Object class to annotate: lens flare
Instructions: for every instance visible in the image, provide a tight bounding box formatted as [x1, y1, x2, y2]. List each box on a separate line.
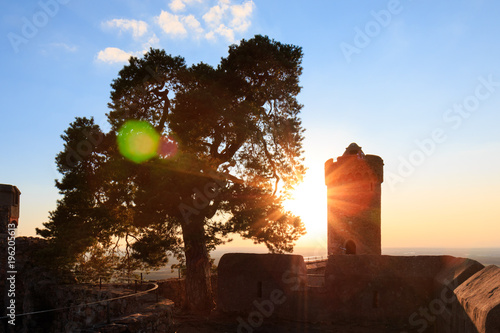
[157, 135, 178, 158]
[117, 120, 160, 163]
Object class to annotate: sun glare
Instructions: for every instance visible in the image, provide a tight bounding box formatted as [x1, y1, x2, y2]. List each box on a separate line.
[283, 168, 327, 241]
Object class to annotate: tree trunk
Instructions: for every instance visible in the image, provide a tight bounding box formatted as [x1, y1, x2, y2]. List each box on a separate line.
[182, 218, 214, 314]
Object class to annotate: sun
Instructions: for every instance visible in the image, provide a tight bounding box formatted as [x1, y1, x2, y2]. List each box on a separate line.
[283, 167, 328, 241]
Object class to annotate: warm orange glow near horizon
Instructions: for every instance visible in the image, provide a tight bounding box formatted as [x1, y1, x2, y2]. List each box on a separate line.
[17, 146, 500, 251]
[283, 167, 328, 248]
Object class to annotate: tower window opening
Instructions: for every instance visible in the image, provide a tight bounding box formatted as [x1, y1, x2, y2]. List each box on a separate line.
[345, 240, 356, 255]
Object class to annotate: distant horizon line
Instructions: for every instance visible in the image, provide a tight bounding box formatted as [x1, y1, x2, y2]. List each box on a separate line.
[212, 246, 500, 251]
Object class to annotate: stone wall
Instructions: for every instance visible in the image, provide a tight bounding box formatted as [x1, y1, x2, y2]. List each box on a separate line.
[157, 278, 187, 309]
[436, 265, 500, 333]
[217, 253, 308, 320]
[4, 237, 500, 332]
[1, 236, 51, 332]
[217, 253, 500, 332]
[324, 255, 484, 327]
[0, 237, 174, 333]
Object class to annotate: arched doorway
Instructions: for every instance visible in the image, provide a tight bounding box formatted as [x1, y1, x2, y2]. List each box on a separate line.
[345, 240, 356, 254]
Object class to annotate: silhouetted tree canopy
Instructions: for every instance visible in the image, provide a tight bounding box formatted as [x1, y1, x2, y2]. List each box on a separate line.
[38, 35, 306, 313]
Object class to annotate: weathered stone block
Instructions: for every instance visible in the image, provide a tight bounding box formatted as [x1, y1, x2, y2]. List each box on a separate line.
[217, 253, 307, 319]
[454, 265, 500, 333]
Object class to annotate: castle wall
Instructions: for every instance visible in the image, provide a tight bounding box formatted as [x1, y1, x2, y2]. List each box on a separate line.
[0, 185, 20, 217]
[0, 184, 20, 233]
[324, 255, 484, 326]
[217, 253, 494, 329]
[217, 253, 309, 320]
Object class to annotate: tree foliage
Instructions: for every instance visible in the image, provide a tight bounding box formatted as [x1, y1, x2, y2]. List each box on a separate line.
[38, 35, 306, 313]
[36, 117, 154, 279]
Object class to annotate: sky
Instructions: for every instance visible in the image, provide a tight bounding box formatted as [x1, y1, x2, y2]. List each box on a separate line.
[1, 0, 499, 255]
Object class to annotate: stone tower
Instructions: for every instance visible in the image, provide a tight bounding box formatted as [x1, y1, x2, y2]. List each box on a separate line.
[0, 184, 21, 235]
[324, 143, 383, 255]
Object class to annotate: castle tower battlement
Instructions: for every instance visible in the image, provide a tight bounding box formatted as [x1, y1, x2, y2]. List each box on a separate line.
[325, 143, 383, 255]
[0, 184, 21, 235]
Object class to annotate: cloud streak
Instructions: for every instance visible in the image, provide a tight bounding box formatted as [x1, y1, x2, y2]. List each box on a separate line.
[51, 42, 78, 52]
[103, 19, 149, 39]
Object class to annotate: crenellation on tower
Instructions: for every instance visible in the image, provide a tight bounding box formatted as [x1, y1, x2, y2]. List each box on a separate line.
[0, 184, 21, 235]
[325, 143, 383, 256]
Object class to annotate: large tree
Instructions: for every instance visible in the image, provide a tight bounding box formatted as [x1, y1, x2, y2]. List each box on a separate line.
[39, 35, 306, 313]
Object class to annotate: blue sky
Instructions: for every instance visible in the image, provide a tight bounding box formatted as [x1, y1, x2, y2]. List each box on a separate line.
[1, 0, 499, 250]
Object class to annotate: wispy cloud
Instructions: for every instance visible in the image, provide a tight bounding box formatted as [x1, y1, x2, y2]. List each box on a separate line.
[202, 0, 254, 42]
[183, 15, 205, 36]
[143, 33, 160, 50]
[50, 42, 78, 52]
[97, 0, 256, 64]
[230, 0, 254, 32]
[160, 0, 255, 41]
[203, 0, 230, 28]
[169, 0, 204, 12]
[214, 24, 235, 42]
[103, 19, 149, 39]
[96, 47, 135, 64]
[156, 10, 188, 37]
[170, 0, 187, 12]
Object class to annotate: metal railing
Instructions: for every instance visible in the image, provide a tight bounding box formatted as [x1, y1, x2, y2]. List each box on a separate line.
[303, 255, 327, 262]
